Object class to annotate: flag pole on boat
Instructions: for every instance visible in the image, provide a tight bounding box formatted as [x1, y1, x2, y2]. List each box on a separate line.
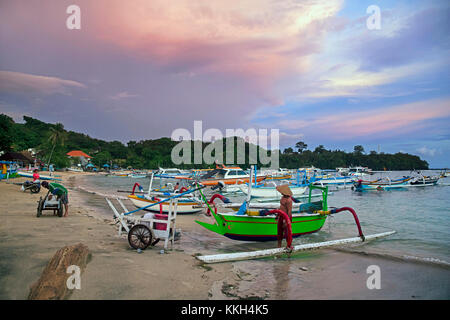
[148, 172, 154, 197]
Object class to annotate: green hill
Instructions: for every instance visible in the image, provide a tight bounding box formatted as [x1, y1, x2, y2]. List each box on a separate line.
[0, 114, 429, 170]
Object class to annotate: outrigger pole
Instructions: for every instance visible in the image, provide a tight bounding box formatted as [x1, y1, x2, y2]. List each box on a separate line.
[196, 231, 396, 264]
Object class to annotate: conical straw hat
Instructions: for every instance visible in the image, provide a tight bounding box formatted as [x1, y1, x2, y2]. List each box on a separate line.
[276, 184, 293, 196]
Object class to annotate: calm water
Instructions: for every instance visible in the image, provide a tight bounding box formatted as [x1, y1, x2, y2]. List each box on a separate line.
[76, 171, 450, 264]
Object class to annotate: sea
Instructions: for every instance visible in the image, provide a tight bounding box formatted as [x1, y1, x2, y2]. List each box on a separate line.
[73, 170, 450, 266]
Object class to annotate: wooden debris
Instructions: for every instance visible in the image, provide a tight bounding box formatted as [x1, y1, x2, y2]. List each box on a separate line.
[28, 243, 90, 300]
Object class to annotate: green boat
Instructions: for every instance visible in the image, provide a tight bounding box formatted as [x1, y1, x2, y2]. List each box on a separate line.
[195, 185, 330, 241]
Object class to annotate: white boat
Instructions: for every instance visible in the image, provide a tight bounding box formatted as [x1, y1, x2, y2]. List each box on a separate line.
[239, 182, 307, 198]
[17, 171, 60, 181]
[128, 173, 202, 214]
[128, 194, 202, 214]
[154, 168, 192, 178]
[312, 176, 355, 185]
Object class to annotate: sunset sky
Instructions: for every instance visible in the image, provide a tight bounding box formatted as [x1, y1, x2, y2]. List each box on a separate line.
[0, 0, 449, 167]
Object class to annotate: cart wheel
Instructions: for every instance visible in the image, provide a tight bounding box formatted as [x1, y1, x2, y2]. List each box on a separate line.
[37, 197, 43, 217]
[57, 204, 64, 217]
[128, 224, 153, 250]
[30, 185, 40, 194]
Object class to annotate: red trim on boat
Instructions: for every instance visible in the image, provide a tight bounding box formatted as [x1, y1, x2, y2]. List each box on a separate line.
[222, 217, 325, 224]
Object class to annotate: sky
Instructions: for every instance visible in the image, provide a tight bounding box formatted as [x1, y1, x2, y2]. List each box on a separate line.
[0, 0, 449, 167]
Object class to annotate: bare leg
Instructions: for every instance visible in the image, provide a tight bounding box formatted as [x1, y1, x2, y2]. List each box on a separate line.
[64, 204, 69, 217]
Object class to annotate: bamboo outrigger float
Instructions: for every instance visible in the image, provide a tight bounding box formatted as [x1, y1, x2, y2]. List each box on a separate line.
[197, 231, 396, 264]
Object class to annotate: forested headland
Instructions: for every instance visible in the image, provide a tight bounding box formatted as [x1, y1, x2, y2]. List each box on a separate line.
[0, 114, 429, 170]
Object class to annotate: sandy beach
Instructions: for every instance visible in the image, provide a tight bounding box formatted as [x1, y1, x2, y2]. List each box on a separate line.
[0, 172, 449, 300]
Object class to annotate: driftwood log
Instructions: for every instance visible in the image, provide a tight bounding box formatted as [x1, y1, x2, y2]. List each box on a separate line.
[28, 243, 90, 300]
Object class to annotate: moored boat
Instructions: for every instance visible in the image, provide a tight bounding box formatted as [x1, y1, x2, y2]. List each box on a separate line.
[409, 175, 440, 186]
[192, 165, 267, 186]
[196, 184, 330, 241]
[239, 182, 307, 198]
[353, 176, 411, 191]
[128, 194, 202, 214]
[17, 171, 60, 181]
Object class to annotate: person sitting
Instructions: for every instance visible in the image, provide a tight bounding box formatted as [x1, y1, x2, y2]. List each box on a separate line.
[41, 181, 69, 217]
[32, 169, 40, 183]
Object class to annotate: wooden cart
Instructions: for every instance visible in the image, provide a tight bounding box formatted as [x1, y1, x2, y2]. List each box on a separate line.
[106, 197, 178, 250]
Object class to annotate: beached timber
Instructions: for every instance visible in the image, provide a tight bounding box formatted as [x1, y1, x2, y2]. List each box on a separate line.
[196, 231, 396, 264]
[28, 243, 90, 300]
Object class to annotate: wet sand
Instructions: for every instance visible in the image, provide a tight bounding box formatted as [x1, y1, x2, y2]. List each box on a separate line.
[0, 172, 449, 299]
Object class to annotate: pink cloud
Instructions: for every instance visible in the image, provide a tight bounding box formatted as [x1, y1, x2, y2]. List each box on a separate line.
[0, 70, 86, 96]
[83, 0, 343, 81]
[278, 98, 450, 138]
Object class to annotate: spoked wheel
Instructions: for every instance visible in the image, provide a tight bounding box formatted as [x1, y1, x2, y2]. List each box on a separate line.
[36, 197, 43, 217]
[30, 185, 40, 194]
[128, 224, 153, 250]
[57, 202, 64, 217]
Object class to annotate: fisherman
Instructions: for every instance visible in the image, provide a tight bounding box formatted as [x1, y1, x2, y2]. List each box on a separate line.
[41, 181, 69, 217]
[276, 184, 293, 250]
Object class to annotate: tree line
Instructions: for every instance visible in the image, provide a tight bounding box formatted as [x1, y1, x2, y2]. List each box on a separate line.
[0, 114, 429, 170]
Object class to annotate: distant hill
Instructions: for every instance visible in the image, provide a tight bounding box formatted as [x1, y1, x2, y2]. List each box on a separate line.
[0, 114, 429, 170]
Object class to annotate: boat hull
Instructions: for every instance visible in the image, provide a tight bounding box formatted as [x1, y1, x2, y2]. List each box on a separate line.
[410, 177, 439, 186]
[128, 194, 202, 214]
[312, 177, 354, 185]
[200, 176, 267, 186]
[239, 185, 307, 198]
[354, 182, 409, 191]
[196, 212, 327, 241]
[18, 172, 58, 181]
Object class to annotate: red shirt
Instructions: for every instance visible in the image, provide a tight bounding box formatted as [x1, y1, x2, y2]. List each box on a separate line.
[33, 173, 40, 181]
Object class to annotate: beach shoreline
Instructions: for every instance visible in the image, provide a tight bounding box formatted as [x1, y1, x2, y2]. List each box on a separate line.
[0, 172, 448, 300]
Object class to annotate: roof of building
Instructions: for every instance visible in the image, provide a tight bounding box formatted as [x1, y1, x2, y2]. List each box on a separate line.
[0, 152, 33, 163]
[66, 150, 92, 158]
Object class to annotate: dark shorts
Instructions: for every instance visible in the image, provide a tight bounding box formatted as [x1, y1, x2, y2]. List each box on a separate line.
[59, 193, 69, 204]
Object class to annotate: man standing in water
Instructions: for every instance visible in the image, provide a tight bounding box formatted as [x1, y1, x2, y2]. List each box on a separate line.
[276, 184, 293, 250]
[41, 181, 69, 217]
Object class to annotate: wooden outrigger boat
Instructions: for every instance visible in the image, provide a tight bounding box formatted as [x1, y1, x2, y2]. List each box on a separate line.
[238, 182, 308, 198]
[311, 176, 355, 186]
[353, 176, 411, 191]
[194, 166, 395, 263]
[127, 174, 203, 214]
[128, 194, 202, 214]
[17, 171, 61, 181]
[196, 184, 329, 241]
[182, 165, 267, 186]
[409, 173, 440, 186]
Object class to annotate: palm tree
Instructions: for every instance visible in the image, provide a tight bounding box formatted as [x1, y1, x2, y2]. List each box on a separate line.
[47, 123, 67, 170]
